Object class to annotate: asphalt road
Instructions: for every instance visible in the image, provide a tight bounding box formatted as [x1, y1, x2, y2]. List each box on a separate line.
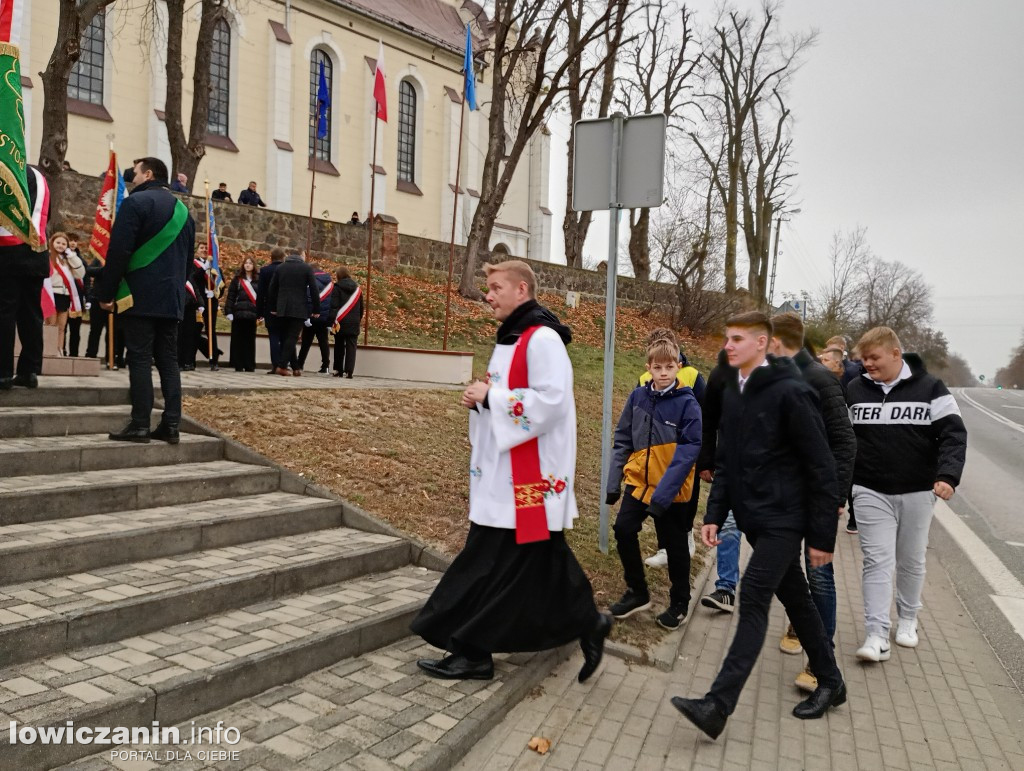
[929, 386, 1024, 691]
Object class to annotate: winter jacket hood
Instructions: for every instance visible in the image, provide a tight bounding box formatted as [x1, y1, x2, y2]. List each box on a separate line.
[496, 299, 572, 345]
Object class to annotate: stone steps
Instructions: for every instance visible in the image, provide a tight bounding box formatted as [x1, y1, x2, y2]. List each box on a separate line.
[58, 638, 562, 771]
[0, 460, 280, 524]
[0, 527, 413, 667]
[0, 433, 224, 475]
[0, 566, 441, 770]
[0, 405, 129, 438]
[0, 492, 344, 583]
[0, 386, 129, 409]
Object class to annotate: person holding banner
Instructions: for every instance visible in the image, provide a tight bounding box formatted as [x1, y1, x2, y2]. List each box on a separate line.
[47, 232, 86, 357]
[95, 157, 196, 443]
[226, 257, 259, 372]
[411, 260, 612, 683]
[330, 266, 362, 378]
[0, 166, 49, 390]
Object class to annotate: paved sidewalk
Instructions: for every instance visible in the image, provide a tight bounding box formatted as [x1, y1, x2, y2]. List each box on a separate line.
[457, 529, 1024, 770]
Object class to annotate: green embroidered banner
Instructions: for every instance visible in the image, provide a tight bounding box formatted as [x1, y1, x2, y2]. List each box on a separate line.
[0, 41, 37, 247]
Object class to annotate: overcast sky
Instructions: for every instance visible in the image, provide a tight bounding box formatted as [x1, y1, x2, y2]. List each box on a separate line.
[548, 0, 1024, 378]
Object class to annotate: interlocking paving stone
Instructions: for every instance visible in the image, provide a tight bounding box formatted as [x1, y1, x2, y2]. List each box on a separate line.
[0, 566, 439, 729]
[62, 637, 543, 771]
[0, 527, 404, 626]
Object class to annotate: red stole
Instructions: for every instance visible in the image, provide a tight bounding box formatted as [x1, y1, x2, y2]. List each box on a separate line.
[239, 278, 257, 305]
[507, 325, 550, 545]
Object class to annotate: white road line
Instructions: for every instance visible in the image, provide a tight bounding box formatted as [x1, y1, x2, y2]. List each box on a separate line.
[1002, 405, 1024, 410]
[957, 389, 1024, 436]
[933, 500, 1024, 641]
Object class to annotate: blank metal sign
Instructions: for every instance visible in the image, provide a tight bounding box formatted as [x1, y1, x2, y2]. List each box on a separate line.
[571, 113, 667, 212]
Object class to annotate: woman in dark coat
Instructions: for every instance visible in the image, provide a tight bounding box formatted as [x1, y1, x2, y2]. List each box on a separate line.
[330, 266, 363, 378]
[226, 257, 259, 371]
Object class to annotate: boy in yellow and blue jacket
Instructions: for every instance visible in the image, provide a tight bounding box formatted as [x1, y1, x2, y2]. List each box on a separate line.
[606, 338, 703, 629]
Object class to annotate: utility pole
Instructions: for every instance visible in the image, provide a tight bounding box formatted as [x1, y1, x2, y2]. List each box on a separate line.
[768, 208, 800, 308]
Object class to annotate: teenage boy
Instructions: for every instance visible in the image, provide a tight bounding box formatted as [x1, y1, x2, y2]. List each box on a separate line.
[848, 327, 967, 662]
[607, 338, 703, 629]
[770, 313, 856, 691]
[671, 312, 845, 739]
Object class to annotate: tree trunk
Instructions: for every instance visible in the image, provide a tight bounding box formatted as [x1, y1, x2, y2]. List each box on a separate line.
[37, 1, 112, 230]
[627, 207, 650, 281]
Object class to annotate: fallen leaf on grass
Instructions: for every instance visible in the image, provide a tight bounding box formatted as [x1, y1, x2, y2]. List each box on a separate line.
[528, 737, 551, 755]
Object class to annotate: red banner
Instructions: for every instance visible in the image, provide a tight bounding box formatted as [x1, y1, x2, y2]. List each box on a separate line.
[89, 150, 118, 263]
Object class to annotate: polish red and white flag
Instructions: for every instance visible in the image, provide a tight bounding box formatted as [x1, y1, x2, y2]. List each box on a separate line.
[373, 40, 387, 122]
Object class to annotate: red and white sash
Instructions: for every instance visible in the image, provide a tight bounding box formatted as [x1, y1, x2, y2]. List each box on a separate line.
[319, 280, 333, 302]
[51, 260, 83, 313]
[332, 285, 362, 329]
[185, 280, 197, 301]
[40, 278, 56, 319]
[507, 325, 550, 545]
[239, 278, 257, 306]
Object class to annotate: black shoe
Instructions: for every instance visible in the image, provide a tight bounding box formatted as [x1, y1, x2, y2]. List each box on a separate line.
[416, 653, 493, 681]
[793, 682, 847, 719]
[578, 613, 613, 683]
[700, 589, 735, 613]
[108, 423, 151, 443]
[610, 588, 651, 619]
[671, 696, 727, 740]
[656, 602, 689, 630]
[12, 373, 38, 389]
[345, 372, 354, 378]
[180, 364, 195, 372]
[0, 377, 13, 391]
[150, 423, 180, 445]
[318, 366, 329, 374]
[209, 363, 219, 371]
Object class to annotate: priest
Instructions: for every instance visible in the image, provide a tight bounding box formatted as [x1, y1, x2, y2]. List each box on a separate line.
[411, 260, 612, 682]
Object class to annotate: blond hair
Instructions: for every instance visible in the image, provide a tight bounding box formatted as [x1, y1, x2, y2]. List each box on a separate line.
[646, 338, 680, 366]
[484, 260, 537, 298]
[857, 326, 902, 354]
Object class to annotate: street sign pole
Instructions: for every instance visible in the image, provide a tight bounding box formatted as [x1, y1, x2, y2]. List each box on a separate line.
[597, 113, 624, 555]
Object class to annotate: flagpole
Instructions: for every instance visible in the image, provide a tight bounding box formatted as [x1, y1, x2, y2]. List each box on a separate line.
[106, 142, 115, 370]
[307, 102, 320, 257]
[364, 117, 378, 346]
[204, 180, 213, 363]
[443, 96, 467, 351]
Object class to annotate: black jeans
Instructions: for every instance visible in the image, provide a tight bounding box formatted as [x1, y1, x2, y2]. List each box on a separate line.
[276, 317, 304, 369]
[121, 315, 181, 427]
[334, 334, 358, 376]
[265, 316, 283, 369]
[708, 528, 843, 715]
[85, 311, 125, 362]
[67, 317, 83, 357]
[178, 313, 200, 367]
[0, 274, 44, 379]
[613, 488, 694, 608]
[298, 321, 330, 370]
[656, 477, 700, 551]
[229, 318, 257, 371]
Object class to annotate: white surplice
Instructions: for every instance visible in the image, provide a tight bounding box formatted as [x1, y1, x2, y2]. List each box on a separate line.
[468, 326, 579, 532]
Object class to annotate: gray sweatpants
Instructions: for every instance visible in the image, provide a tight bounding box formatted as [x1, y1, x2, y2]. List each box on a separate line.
[852, 485, 936, 638]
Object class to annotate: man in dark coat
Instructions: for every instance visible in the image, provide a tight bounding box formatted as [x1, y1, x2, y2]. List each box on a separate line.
[672, 311, 845, 739]
[257, 248, 286, 371]
[238, 181, 266, 207]
[95, 157, 196, 443]
[297, 265, 333, 374]
[330, 267, 362, 378]
[0, 166, 49, 390]
[770, 312, 857, 692]
[267, 251, 320, 376]
[697, 348, 742, 613]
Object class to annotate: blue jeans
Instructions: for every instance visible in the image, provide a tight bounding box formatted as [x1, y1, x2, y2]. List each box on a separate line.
[715, 512, 740, 592]
[806, 549, 836, 643]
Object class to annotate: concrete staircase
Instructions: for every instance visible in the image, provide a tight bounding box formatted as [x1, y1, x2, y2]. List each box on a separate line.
[0, 386, 557, 770]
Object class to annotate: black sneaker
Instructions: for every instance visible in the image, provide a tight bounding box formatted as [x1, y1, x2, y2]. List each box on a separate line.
[609, 589, 651, 619]
[700, 589, 735, 613]
[656, 603, 688, 630]
[12, 373, 38, 388]
[318, 366, 329, 374]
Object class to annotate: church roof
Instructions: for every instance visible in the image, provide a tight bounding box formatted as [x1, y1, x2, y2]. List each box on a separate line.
[333, 0, 471, 54]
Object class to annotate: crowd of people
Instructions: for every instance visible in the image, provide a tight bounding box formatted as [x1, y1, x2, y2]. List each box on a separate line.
[410, 258, 968, 744]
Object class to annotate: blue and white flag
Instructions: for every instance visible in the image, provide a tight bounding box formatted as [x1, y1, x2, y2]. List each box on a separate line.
[316, 59, 331, 138]
[207, 199, 224, 291]
[463, 25, 477, 111]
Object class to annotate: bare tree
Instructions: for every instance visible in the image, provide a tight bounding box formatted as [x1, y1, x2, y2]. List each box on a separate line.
[740, 89, 795, 305]
[691, 2, 814, 293]
[615, 0, 699, 281]
[37, 0, 118, 228]
[932, 352, 977, 388]
[995, 331, 1024, 389]
[163, 0, 228, 185]
[458, 0, 618, 297]
[814, 227, 871, 334]
[860, 256, 934, 335]
[561, 0, 632, 269]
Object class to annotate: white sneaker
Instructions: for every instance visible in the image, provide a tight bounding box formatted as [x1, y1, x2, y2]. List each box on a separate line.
[895, 618, 919, 648]
[856, 635, 891, 662]
[644, 548, 668, 568]
[687, 531, 696, 558]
